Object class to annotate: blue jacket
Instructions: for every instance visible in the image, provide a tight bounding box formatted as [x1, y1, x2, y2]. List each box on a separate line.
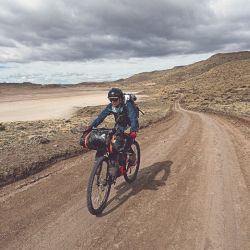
[91, 101, 139, 132]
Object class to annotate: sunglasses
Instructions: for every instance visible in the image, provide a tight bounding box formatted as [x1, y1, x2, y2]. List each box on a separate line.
[109, 97, 119, 102]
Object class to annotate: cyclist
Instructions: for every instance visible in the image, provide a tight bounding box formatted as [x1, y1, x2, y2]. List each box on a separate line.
[83, 88, 139, 178]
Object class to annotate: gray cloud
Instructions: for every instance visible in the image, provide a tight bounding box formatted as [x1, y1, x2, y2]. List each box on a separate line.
[0, 0, 250, 62]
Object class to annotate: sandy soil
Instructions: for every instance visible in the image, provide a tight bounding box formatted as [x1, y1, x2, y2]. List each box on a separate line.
[0, 86, 109, 121]
[1, 103, 249, 250]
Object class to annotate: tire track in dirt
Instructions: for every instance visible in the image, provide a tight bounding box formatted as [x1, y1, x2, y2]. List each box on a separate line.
[0, 104, 249, 250]
[186, 110, 250, 250]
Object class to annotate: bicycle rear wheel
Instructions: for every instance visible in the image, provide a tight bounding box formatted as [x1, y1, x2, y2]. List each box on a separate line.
[87, 157, 111, 215]
[124, 140, 140, 183]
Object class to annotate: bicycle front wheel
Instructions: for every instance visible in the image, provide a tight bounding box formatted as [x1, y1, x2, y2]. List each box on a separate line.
[87, 157, 111, 215]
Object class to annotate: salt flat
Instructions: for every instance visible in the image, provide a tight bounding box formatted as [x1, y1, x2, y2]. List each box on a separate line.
[0, 86, 109, 121]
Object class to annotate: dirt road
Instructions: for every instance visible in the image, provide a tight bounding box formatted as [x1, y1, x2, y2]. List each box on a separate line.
[1, 104, 250, 250]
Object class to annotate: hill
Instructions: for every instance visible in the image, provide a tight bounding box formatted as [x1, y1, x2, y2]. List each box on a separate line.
[122, 51, 250, 116]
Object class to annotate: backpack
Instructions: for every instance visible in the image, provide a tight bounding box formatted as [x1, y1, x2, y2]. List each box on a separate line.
[123, 93, 144, 118]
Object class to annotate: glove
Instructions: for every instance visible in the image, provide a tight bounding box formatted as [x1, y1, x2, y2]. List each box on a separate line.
[130, 131, 137, 139]
[82, 125, 92, 134]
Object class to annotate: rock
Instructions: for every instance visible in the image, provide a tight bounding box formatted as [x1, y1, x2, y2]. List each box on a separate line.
[28, 135, 50, 144]
[70, 127, 79, 134]
[0, 123, 6, 131]
[16, 125, 26, 130]
[49, 130, 56, 134]
[36, 124, 44, 129]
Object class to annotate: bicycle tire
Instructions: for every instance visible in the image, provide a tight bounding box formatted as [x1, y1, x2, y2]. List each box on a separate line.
[124, 140, 140, 183]
[87, 157, 111, 215]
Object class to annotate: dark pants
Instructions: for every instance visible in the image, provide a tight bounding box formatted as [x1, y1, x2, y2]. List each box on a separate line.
[113, 132, 132, 167]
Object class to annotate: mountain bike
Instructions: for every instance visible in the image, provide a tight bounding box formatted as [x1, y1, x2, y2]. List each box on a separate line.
[84, 128, 140, 215]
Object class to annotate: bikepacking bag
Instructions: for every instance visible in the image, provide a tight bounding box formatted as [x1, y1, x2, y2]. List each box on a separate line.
[80, 129, 110, 150]
[123, 93, 144, 118]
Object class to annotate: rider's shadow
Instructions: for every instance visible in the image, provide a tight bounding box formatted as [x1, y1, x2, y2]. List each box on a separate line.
[99, 160, 173, 216]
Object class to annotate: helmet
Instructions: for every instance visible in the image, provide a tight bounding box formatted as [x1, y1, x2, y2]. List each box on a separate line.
[108, 88, 123, 99]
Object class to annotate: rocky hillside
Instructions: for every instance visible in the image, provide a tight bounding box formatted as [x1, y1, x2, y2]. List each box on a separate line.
[121, 51, 250, 84]
[121, 51, 250, 116]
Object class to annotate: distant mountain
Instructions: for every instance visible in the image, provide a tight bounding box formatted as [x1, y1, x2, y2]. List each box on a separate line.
[121, 51, 250, 85]
[119, 51, 250, 115]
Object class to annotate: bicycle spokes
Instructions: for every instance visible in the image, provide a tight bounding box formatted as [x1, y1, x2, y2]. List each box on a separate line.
[91, 162, 109, 209]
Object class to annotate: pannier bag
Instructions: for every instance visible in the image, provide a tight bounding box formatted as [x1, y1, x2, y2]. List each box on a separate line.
[80, 129, 110, 150]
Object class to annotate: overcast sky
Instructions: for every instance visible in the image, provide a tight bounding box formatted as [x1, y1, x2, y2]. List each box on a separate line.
[0, 0, 250, 84]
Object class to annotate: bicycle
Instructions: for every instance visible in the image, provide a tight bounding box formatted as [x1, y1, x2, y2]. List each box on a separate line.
[82, 128, 141, 215]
